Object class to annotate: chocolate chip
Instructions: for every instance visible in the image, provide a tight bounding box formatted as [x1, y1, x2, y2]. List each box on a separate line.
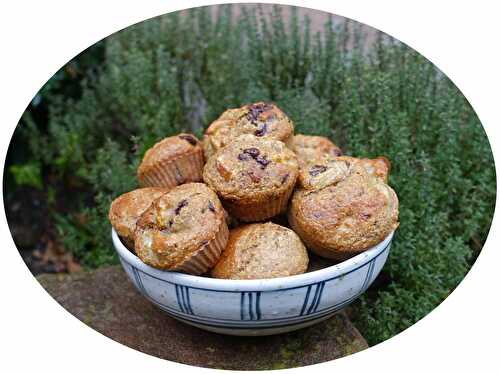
[281, 173, 290, 184]
[175, 199, 188, 215]
[254, 123, 268, 137]
[208, 200, 215, 213]
[243, 147, 260, 158]
[168, 219, 174, 227]
[238, 147, 269, 169]
[179, 134, 198, 145]
[309, 165, 328, 176]
[255, 155, 270, 169]
[238, 153, 252, 161]
[246, 103, 272, 124]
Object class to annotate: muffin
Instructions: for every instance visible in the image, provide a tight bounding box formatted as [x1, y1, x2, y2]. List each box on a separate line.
[108, 187, 169, 249]
[134, 183, 229, 274]
[202, 102, 294, 159]
[292, 134, 342, 168]
[289, 157, 399, 260]
[137, 133, 204, 188]
[203, 134, 299, 222]
[211, 223, 309, 280]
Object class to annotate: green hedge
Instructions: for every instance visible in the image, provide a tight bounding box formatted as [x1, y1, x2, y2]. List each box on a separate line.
[14, 5, 495, 345]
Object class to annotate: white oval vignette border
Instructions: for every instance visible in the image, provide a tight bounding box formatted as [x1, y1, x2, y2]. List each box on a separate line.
[0, 1, 498, 374]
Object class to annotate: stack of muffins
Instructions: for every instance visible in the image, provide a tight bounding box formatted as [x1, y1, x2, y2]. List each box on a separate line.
[109, 102, 399, 280]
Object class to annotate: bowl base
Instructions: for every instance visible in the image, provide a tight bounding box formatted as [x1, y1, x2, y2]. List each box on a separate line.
[167, 311, 337, 336]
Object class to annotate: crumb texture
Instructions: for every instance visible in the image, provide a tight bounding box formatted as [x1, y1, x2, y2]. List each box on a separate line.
[212, 222, 309, 279]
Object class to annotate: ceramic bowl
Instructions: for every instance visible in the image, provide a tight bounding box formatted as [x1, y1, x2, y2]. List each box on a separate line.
[112, 229, 394, 336]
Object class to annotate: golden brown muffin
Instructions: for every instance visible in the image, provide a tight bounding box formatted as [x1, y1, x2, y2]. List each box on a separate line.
[134, 183, 229, 274]
[137, 133, 204, 188]
[211, 223, 309, 280]
[289, 158, 399, 260]
[108, 187, 169, 249]
[203, 134, 299, 222]
[292, 134, 342, 168]
[202, 102, 294, 159]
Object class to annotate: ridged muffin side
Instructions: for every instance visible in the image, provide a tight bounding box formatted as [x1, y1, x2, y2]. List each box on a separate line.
[137, 133, 204, 188]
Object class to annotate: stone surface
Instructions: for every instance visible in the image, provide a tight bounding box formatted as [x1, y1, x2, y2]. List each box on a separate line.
[37, 266, 368, 370]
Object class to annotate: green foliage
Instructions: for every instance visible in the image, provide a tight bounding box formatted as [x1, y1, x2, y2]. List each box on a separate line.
[9, 162, 43, 189]
[14, 5, 495, 345]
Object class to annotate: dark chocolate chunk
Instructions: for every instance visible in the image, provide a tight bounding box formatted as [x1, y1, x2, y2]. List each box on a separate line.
[238, 153, 252, 161]
[255, 155, 270, 169]
[246, 103, 272, 124]
[208, 200, 215, 213]
[179, 134, 198, 145]
[333, 148, 343, 157]
[239, 147, 269, 168]
[254, 123, 268, 137]
[243, 147, 260, 158]
[175, 199, 188, 215]
[309, 165, 328, 176]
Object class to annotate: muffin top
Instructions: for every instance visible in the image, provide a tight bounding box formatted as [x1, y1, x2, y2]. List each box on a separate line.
[289, 160, 399, 253]
[293, 134, 342, 167]
[137, 133, 202, 177]
[134, 183, 227, 270]
[211, 223, 309, 280]
[298, 155, 391, 190]
[108, 187, 169, 241]
[202, 102, 294, 159]
[357, 156, 390, 182]
[203, 134, 299, 201]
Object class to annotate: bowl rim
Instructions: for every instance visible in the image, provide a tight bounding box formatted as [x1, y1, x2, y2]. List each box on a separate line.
[112, 228, 394, 292]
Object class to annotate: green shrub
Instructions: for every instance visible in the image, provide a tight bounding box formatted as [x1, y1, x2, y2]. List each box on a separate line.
[9, 162, 43, 190]
[14, 5, 495, 345]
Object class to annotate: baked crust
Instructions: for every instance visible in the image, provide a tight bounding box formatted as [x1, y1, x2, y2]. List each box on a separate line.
[202, 102, 294, 159]
[108, 187, 169, 246]
[134, 183, 229, 274]
[289, 158, 399, 259]
[211, 222, 309, 279]
[358, 156, 390, 183]
[203, 134, 299, 221]
[298, 155, 391, 190]
[292, 134, 342, 168]
[137, 133, 204, 188]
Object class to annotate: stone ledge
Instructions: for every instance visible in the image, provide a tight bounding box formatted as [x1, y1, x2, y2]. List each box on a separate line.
[37, 266, 368, 370]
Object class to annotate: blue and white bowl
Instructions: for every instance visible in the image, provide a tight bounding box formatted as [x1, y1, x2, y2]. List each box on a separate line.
[112, 229, 394, 336]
